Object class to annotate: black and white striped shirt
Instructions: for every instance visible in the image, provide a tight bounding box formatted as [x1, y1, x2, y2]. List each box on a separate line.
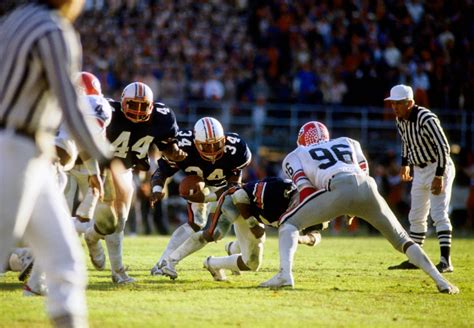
[396, 105, 451, 176]
[0, 4, 111, 163]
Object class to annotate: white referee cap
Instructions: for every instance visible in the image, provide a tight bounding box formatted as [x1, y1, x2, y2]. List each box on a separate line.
[384, 84, 414, 101]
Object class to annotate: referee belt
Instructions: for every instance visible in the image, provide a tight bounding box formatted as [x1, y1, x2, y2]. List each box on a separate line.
[416, 160, 435, 168]
[0, 122, 35, 140]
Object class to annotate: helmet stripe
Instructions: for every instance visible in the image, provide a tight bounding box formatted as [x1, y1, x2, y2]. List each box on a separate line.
[203, 117, 214, 139]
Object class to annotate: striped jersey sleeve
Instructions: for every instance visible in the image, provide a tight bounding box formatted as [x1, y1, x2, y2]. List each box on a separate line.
[0, 4, 112, 163]
[395, 106, 450, 176]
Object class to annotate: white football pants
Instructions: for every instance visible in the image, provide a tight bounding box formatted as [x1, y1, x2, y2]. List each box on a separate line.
[0, 133, 87, 319]
[409, 159, 455, 233]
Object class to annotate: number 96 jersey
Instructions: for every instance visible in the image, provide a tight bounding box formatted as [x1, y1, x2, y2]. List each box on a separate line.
[106, 101, 179, 169]
[156, 129, 252, 187]
[283, 137, 368, 190]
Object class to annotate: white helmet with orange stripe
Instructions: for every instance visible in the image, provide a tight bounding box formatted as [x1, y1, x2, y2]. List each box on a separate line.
[121, 82, 154, 122]
[193, 117, 226, 163]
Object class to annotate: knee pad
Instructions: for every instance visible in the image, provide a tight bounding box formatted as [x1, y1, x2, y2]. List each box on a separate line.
[94, 203, 118, 235]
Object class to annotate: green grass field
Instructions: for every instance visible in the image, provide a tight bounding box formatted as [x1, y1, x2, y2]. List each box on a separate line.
[1, 235, 473, 327]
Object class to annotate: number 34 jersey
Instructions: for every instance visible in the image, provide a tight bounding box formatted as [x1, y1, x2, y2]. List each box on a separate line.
[156, 129, 252, 187]
[106, 101, 179, 169]
[283, 137, 368, 190]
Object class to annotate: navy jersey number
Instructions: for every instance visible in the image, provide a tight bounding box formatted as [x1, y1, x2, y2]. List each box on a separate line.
[309, 144, 353, 169]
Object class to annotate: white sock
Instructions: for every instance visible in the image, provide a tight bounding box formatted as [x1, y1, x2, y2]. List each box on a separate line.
[72, 217, 92, 235]
[227, 240, 241, 255]
[279, 224, 299, 275]
[76, 187, 99, 219]
[105, 231, 124, 272]
[85, 225, 104, 243]
[169, 231, 207, 264]
[209, 254, 241, 272]
[405, 244, 446, 285]
[158, 223, 194, 264]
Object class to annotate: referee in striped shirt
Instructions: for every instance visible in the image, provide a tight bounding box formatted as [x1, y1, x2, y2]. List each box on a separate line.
[0, 0, 112, 327]
[384, 85, 455, 273]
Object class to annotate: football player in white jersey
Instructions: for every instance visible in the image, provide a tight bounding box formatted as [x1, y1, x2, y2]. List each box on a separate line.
[259, 121, 459, 294]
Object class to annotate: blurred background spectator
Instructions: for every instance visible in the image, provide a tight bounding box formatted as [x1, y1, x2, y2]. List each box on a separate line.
[68, 0, 472, 111]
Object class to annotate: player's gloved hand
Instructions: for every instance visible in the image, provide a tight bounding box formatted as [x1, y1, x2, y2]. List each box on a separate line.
[164, 143, 188, 162]
[150, 191, 165, 208]
[250, 225, 265, 239]
[400, 166, 413, 182]
[88, 174, 104, 200]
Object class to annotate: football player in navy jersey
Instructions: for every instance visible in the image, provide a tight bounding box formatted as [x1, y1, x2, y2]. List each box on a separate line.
[83, 81, 187, 284]
[158, 176, 324, 281]
[149, 117, 252, 279]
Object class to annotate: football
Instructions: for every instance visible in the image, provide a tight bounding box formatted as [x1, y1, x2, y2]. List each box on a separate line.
[179, 175, 205, 196]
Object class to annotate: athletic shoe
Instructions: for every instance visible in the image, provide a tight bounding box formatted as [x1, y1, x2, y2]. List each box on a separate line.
[84, 235, 106, 271]
[150, 264, 164, 276]
[18, 250, 34, 282]
[437, 280, 459, 294]
[387, 260, 418, 270]
[436, 261, 454, 273]
[23, 282, 47, 296]
[203, 257, 227, 281]
[161, 260, 178, 280]
[111, 267, 135, 284]
[306, 231, 322, 247]
[259, 270, 294, 288]
[224, 242, 240, 276]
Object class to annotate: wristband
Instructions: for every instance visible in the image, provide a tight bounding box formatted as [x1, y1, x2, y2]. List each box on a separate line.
[152, 185, 163, 193]
[434, 176, 444, 180]
[203, 189, 217, 202]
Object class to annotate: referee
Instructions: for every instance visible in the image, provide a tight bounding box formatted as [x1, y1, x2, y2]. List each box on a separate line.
[384, 84, 456, 273]
[0, 0, 112, 327]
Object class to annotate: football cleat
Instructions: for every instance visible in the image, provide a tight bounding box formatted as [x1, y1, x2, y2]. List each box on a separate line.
[161, 260, 178, 280]
[17, 249, 34, 282]
[111, 267, 135, 284]
[150, 263, 165, 276]
[203, 257, 227, 282]
[224, 242, 241, 276]
[306, 231, 322, 247]
[84, 235, 106, 271]
[387, 260, 418, 270]
[437, 281, 459, 294]
[259, 270, 294, 289]
[23, 282, 47, 297]
[436, 260, 454, 273]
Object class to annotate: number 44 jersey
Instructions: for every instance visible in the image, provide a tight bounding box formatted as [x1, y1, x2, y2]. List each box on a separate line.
[106, 100, 179, 169]
[283, 137, 368, 191]
[155, 129, 252, 187]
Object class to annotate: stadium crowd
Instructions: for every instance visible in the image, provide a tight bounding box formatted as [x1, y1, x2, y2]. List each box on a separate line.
[78, 0, 473, 110]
